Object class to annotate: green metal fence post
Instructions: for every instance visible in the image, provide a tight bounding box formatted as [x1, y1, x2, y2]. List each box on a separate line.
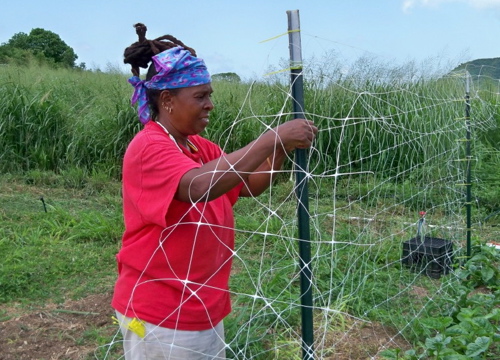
[287, 9, 314, 360]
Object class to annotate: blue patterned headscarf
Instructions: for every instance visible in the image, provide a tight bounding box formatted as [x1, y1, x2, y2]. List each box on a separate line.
[128, 46, 211, 124]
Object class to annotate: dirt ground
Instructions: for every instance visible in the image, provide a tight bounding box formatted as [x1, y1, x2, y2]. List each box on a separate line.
[0, 293, 118, 360]
[0, 292, 410, 360]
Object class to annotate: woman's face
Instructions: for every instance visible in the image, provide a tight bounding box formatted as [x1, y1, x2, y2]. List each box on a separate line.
[162, 84, 214, 137]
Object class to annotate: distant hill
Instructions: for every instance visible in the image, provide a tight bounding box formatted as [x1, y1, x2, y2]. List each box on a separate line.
[451, 57, 500, 79]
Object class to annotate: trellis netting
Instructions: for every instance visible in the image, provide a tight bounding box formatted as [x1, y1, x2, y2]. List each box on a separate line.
[102, 33, 500, 360]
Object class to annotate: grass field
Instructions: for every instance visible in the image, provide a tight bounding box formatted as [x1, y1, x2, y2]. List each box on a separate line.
[1, 172, 499, 359]
[1, 61, 499, 359]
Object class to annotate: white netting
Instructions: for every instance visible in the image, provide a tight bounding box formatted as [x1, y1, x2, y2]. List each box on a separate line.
[100, 35, 499, 360]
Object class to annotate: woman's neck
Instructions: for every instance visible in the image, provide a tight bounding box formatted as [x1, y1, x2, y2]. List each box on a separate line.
[155, 119, 188, 148]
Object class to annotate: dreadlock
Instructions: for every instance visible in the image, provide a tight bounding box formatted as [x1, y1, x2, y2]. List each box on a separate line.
[124, 23, 197, 120]
[123, 23, 197, 78]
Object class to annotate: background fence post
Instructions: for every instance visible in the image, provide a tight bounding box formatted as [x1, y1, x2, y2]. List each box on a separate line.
[465, 72, 472, 258]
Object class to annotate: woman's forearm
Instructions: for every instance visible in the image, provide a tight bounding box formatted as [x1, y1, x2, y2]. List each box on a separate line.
[175, 119, 316, 203]
[175, 130, 280, 202]
[239, 148, 288, 197]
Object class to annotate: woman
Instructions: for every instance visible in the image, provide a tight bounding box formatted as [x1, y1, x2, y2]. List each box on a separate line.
[112, 23, 317, 359]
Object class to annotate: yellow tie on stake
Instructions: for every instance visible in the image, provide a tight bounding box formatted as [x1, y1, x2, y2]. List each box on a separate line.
[112, 316, 146, 338]
[259, 29, 303, 76]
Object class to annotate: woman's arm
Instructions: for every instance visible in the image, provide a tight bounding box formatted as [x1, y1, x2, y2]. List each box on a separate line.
[175, 119, 317, 203]
[238, 147, 287, 197]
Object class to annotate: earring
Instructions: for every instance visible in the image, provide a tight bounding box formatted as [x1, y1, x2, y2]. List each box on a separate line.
[161, 102, 172, 114]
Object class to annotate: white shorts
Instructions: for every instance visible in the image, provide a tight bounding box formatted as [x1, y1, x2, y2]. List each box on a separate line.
[115, 311, 226, 360]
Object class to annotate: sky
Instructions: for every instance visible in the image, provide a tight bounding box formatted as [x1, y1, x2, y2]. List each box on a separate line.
[1, 0, 500, 80]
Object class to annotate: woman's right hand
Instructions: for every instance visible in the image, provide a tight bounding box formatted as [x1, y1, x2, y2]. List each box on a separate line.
[273, 119, 318, 153]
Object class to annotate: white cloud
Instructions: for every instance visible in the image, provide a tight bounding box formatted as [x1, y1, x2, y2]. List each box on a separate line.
[403, 0, 500, 12]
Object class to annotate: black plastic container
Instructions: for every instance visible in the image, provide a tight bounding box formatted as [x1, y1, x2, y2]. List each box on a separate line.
[402, 236, 453, 278]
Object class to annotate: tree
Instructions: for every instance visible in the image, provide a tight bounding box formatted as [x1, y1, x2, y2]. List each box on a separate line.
[3, 28, 78, 67]
[7, 32, 30, 49]
[0, 46, 35, 66]
[212, 72, 241, 83]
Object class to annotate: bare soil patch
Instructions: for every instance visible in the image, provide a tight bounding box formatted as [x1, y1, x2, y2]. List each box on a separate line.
[0, 293, 118, 360]
[321, 320, 411, 359]
[1, 292, 410, 359]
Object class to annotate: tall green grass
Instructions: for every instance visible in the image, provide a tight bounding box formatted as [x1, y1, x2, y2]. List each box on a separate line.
[1, 62, 497, 183]
[0, 65, 139, 177]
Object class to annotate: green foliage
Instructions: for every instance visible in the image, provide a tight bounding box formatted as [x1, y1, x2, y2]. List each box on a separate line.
[0, 64, 138, 176]
[0, 61, 499, 190]
[457, 244, 500, 290]
[474, 143, 500, 215]
[0, 175, 121, 304]
[1, 28, 78, 67]
[452, 57, 500, 80]
[212, 72, 241, 82]
[1, 58, 500, 358]
[381, 245, 500, 359]
[0, 82, 70, 171]
[1, 170, 499, 358]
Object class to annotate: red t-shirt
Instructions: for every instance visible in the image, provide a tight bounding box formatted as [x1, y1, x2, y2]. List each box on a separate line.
[112, 121, 243, 331]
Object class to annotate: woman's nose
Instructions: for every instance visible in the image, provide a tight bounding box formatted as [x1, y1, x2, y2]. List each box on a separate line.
[205, 98, 214, 110]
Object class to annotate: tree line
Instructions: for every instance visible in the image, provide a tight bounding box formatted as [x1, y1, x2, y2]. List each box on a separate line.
[0, 28, 85, 69]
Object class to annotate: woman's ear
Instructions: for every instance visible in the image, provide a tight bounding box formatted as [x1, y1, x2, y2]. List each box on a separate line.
[160, 90, 174, 108]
